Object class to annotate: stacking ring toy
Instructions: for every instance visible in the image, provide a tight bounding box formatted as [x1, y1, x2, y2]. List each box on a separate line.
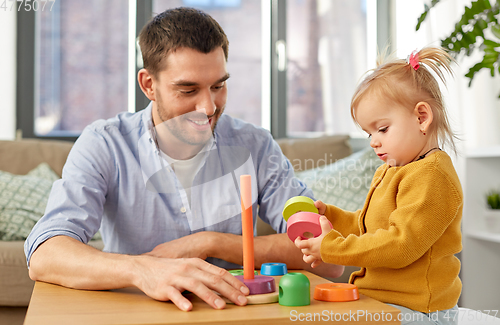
[235, 275, 276, 295]
[260, 263, 288, 276]
[286, 211, 332, 241]
[282, 196, 318, 221]
[278, 273, 310, 306]
[313, 283, 359, 302]
[229, 269, 258, 276]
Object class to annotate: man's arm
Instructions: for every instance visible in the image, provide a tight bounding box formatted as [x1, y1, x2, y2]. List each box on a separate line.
[221, 232, 345, 278]
[145, 232, 345, 279]
[29, 236, 249, 311]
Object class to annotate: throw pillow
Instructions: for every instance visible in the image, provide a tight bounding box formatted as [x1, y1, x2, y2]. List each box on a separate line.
[26, 162, 60, 182]
[0, 163, 101, 241]
[295, 147, 383, 211]
[0, 163, 59, 241]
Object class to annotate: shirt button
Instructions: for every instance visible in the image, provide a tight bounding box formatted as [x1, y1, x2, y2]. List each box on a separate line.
[180, 207, 187, 213]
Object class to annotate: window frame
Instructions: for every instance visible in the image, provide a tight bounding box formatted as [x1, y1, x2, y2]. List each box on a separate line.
[16, 0, 152, 141]
[16, 0, 391, 141]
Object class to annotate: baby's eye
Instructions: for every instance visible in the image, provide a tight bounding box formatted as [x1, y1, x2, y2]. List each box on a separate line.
[378, 127, 388, 133]
[367, 134, 372, 139]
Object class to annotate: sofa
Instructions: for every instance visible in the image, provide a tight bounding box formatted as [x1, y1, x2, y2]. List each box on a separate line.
[0, 135, 359, 320]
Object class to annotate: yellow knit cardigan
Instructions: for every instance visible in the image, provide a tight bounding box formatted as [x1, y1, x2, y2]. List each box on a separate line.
[321, 151, 462, 313]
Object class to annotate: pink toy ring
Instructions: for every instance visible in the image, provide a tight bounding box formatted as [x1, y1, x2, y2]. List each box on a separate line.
[286, 212, 332, 242]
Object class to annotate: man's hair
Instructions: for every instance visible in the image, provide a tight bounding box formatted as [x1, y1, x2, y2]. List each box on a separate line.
[138, 7, 229, 77]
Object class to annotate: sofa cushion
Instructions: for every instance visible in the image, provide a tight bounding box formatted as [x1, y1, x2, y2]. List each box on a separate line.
[0, 239, 105, 307]
[295, 146, 382, 211]
[276, 135, 351, 172]
[256, 135, 352, 237]
[0, 241, 35, 306]
[0, 139, 73, 177]
[0, 164, 59, 241]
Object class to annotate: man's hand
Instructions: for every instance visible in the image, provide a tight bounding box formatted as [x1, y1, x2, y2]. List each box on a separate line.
[133, 255, 249, 311]
[294, 215, 332, 268]
[28, 236, 248, 313]
[144, 232, 216, 259]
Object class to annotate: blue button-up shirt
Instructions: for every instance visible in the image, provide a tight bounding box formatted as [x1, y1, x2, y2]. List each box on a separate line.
[25, 103, 313, 269]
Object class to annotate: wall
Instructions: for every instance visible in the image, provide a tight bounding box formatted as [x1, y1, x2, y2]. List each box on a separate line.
[395, 0, 500, 150]
[0, 10, 17, 140]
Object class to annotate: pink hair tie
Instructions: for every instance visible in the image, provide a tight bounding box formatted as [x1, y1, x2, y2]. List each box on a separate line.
[407, 50, 420, 71]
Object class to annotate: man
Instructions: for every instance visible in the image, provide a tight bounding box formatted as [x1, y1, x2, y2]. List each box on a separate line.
[25, 7, 343, 312]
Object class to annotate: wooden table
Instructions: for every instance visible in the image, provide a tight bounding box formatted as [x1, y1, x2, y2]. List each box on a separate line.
[24, 271, 400, 324]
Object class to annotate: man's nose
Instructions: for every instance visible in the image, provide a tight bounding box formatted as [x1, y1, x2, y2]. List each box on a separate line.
[196, 90, 217, 116]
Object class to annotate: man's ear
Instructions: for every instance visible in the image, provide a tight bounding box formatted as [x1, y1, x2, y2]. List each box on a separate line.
[137, 69, 156, 101]
[414, 101, 433, 133]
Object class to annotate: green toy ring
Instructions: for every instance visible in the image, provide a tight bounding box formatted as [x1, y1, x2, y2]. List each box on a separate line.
[282, 196, 318, 221]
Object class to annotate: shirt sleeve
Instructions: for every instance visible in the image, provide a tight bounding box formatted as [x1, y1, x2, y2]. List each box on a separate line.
[24, 126, 113, 266]
[254, 134, 314, 234]
[320, 163, 463, 268]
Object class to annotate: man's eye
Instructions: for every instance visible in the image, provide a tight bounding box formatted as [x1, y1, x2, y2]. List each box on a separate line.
[213, 83, 225, 90]
[181, 89, 195, 94]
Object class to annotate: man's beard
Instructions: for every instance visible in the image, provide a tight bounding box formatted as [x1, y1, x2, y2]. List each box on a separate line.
[156, 104, 224, 147]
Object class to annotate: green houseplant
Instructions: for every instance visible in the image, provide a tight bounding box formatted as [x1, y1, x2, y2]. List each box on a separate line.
[485, 189, 500, 233]
[416, 0, 500, 96]
[487, 189, 500, 209]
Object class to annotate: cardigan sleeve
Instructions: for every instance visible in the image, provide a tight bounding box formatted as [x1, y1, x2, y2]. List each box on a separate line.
[324, 204, 361, 237]
[322, 163, 387, 238]
[320, 161, 463, 268]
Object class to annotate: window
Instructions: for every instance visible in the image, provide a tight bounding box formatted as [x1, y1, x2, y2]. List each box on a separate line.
[17, 0, 148, 140]
[153, 0, 262, 127]
[34, 0, 129, 137]
[17, 0, 380, 140]
[286, 0, 371, 137]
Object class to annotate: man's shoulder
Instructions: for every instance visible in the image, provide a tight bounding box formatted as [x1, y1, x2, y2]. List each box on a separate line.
[85, 110, 145, 139]
[216, 114, 272, 143]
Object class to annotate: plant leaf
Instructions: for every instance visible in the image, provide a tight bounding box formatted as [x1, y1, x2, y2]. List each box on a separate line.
[416, 0, 441, 31]
[483, 39, 500, 47]
[492, 24, 500, 39]
[417, 0, 500, 94]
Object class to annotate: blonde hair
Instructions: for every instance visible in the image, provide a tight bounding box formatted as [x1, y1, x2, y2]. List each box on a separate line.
[350, 47, 458, 154]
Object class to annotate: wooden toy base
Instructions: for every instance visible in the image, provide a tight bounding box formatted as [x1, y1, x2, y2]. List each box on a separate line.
[222, 290, 279, 305]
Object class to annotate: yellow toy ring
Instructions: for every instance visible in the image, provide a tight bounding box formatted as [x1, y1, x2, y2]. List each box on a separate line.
[282, 196, 318, 221]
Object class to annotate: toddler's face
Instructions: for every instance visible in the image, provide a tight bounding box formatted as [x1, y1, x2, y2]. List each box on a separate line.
[355, 94, 427, 167]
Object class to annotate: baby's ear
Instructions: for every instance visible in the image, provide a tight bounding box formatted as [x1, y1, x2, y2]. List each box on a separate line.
[414, 101, 433, 132]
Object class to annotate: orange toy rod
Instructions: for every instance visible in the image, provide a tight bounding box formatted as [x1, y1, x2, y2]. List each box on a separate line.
[240, 175, 254, 280]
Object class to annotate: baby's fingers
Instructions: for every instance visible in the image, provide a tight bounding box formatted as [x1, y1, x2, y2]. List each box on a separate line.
[314, 200, 326, 215]
[294, 236, 309, 249]
[311, 259, 323, 268]
[303, 254, 317, 264]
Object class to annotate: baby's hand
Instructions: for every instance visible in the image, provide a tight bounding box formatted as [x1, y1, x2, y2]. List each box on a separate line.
[294, 216, 332, 268]
[314, 200, 326, 215]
